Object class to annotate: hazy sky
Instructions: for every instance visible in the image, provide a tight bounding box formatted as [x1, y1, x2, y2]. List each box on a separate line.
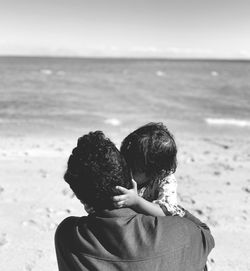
[0, 0, 250, 58]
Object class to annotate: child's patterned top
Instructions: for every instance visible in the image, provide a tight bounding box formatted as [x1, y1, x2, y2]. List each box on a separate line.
[138, 174, 185, 217]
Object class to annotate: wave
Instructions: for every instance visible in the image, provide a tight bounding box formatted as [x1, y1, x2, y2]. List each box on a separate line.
[40, 69, 53, 75]
[205, 118, 250, 127]
[104, 118, 121, 126]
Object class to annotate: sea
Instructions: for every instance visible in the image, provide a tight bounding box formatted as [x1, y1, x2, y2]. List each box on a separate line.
[0, 56, 250, 139]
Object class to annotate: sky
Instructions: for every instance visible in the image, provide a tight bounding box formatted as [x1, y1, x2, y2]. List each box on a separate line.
[0, 0, 250, 59]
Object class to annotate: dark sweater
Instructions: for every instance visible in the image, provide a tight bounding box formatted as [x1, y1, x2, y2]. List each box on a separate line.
[55, 208, 214, 271]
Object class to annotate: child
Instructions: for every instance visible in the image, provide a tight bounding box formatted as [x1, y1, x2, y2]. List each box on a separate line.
[113, 122, 185, 217]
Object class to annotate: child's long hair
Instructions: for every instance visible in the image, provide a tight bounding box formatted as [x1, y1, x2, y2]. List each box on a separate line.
[120, 122, 177, 180]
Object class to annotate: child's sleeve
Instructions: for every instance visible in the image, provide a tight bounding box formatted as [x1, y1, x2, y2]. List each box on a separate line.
[153, 174, 185, 217]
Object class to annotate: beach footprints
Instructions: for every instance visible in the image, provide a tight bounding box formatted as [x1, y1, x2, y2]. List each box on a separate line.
[179, 194, 196, 205]
[0, 185, 4, 196]
[22, 211, 50, 232]
[242, 187, 250, 193]
[62, 187, 75, 198]
[22, 217, 54, 232]
[0, 233, 8, 248]
[22, 207, 72, 231]
[24, 262, 35, 271]
[22, 219, 46, 231]
[24, 250, 44, 271]
[38, 169, 48, 179]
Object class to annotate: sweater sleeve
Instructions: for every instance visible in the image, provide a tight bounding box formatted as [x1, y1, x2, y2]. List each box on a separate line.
[182, 208, 215, 268]
[183, 209, 211, 231]
[160, 205, 215, 268]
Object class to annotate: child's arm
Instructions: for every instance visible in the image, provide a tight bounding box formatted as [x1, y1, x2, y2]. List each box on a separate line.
[113, 175, 185, 217]
[113, 180, 166, 216]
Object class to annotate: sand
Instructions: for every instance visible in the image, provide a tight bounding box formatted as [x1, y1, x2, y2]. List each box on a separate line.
[0, 130, 250, 271]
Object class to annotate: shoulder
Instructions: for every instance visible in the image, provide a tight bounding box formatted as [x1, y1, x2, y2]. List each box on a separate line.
[155, 215, 202, 242]
[156, 215, 190, 230]
[141, 214, 190, 237]
[55, 216, 83, 240]
[57, 216, 80, 227]
[137, 215, 199, 253]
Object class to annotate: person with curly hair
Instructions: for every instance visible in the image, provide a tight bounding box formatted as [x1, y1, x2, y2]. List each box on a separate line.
[55, 130, 214, 271]
[63, 131, 132, 213]
[113, 122, 185, 217]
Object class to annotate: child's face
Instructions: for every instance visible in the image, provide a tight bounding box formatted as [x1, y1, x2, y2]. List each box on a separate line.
[132, 171, 149, 187]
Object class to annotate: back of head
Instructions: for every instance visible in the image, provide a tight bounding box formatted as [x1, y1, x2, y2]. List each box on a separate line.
[120, 122, 177, 179]
[64, 131, 132, 211]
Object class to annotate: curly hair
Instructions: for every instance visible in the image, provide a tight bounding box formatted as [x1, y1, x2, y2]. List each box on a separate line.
[64, 131, 132, 211]
[120, 122, 177, 180]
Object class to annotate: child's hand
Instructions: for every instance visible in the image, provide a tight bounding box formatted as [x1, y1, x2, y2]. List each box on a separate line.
[113, 179, 139, 208]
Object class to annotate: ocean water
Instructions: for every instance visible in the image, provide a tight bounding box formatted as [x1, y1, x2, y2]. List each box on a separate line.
[0, 57, 250, 137]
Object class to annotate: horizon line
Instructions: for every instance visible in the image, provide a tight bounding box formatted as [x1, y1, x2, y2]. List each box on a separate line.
[1, 55, 250, 62]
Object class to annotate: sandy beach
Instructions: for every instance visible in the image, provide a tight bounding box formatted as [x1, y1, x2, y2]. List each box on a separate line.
[0, 127, 249, 271]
